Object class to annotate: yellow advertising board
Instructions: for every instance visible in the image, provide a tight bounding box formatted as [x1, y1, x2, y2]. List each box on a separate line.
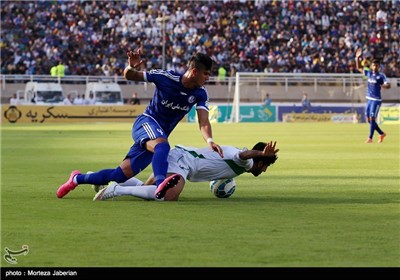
[1, 105, 147, 124]
[283, 113, 359, 123]
[380, 105, 400, 125]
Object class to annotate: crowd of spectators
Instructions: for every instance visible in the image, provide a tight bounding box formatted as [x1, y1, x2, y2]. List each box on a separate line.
[1, 0, 399, 77]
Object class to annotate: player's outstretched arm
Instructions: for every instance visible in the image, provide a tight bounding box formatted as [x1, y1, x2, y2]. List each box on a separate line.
[239, 141, 279, 160]
[355, 48, 364, 73]
[197, 109, 224, 157]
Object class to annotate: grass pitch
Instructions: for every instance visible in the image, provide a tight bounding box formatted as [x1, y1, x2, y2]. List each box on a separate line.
[1, 122, 399, 267]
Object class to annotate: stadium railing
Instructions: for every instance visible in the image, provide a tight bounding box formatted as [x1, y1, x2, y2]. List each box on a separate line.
[1, 74, 399, 104]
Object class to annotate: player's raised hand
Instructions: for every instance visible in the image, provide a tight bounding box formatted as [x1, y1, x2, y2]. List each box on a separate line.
[263, 141, 279, 156]
[355, 48, 362, 59]
[127, 49, 144, 69]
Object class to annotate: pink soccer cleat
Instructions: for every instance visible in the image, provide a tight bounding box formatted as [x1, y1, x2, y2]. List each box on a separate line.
[154, 174, 180, 201]
[56, 170, 81, 198]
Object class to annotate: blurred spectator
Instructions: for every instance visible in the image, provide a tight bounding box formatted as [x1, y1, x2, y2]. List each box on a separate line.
[102, 63, 112, 76]
[129, 92, 140, 105]
[63, 94, 73, 105]
[86, 92, 96, 105]
[10, 93, 20, 105]
[50, 65, 58, 77]
[56, 61, 65, 77]
[301, 93, 312, 109]
[217, 65, 227, 85]
[73, 94, 84, 105]
[263, 93, 272, 107]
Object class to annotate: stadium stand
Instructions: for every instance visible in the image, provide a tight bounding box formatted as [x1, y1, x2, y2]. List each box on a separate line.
[1, 0, 399, 78]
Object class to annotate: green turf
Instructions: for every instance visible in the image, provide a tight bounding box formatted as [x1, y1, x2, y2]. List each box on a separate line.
[1, 122, 399, 267]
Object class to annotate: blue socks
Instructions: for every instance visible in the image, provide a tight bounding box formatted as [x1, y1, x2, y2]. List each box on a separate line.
[74, 142, 170, 186]
[152, 142, 170, 186]
[76, 167, 128, 185]
[369, 120, 376, 139]
[369, 119, 383, 139]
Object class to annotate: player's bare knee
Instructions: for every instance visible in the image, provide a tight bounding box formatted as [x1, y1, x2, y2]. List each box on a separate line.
[164, 188, 180, 201]
[164, 178, 184, 201]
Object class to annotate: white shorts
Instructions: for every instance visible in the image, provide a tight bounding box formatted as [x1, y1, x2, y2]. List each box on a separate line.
[166, 148, 194, 182]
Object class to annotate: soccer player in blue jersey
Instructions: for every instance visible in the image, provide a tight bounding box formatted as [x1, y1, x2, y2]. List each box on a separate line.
[355, 48, 391, 143]
[57, 49, 223, 199]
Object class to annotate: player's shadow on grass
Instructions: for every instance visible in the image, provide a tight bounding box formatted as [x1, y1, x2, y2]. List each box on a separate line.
[53, 185, 399, 205]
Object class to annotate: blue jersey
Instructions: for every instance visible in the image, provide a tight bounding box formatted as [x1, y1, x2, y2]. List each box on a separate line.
[143, 69, 209, 135]
[363, 69, 389, 101]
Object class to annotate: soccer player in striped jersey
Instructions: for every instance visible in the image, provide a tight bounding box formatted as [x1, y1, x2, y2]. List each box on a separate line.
[355, 48, 391, 143]
[57, 49, 223, 199]
[93, 141, 279, 201]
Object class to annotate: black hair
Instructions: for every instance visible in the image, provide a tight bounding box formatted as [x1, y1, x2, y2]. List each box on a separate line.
[252, 142, 278, 166]
[372, 59, 380, 65]
[188, 53, 213, 71]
